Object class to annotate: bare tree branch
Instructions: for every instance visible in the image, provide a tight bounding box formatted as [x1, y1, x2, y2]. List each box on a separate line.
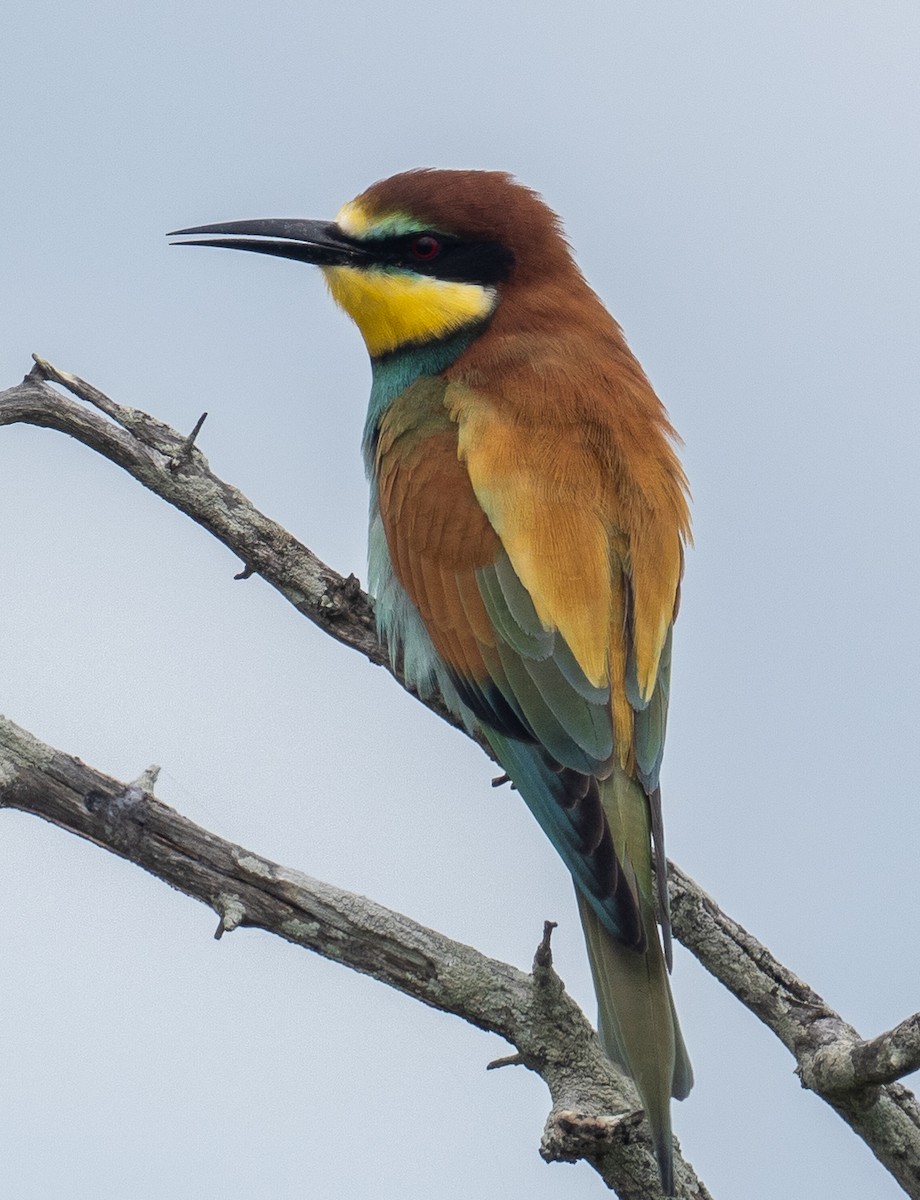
[3, 360, 920, 1196]
[669, 866, 920, 1195]
[807, 1013, 920, 1093]
[7, 357, 464, 735]
[0, 714, 708, 1200]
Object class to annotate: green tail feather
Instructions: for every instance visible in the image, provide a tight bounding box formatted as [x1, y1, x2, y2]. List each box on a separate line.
[478, 733, 692, 1191]
[577, 768, 693, 1196]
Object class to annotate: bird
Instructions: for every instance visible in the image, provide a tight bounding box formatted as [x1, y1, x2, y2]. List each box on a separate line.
[171, 169, 693, 1193]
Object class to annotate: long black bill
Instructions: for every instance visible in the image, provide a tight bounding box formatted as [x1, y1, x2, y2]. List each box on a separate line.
[167, 218, 369, 267]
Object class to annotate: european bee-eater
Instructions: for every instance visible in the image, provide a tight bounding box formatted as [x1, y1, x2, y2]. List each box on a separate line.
[172, 169, 693, 1193]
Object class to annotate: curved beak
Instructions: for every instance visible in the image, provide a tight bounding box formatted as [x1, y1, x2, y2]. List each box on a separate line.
[167, 218, 369, 267]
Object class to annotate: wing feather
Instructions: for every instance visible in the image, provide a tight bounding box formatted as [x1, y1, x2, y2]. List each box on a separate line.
[374, 377, 684, 954]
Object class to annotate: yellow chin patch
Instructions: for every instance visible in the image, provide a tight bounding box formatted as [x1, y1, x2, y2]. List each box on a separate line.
[322, 264, 496, 358]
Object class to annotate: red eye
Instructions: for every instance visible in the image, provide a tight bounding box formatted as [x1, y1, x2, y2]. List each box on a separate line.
[411, 234, 441, 261]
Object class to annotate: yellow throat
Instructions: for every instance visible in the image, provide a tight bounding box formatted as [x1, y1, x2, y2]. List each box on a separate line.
[322, 265, 496, 358]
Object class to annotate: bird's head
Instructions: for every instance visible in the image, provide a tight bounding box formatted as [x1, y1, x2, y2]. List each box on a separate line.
[170, 169, 577, 359]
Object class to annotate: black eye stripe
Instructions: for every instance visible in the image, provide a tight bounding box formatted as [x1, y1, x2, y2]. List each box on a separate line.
[339, 229, 514, 286]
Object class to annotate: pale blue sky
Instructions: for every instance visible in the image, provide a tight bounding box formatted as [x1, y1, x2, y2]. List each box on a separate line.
[3, 3, 920, 1197]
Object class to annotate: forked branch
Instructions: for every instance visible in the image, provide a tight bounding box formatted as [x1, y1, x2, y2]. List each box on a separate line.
[0, 714, 704, 1200]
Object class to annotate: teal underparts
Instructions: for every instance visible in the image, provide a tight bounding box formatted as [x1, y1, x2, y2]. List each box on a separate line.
[361, 326, 483, 472]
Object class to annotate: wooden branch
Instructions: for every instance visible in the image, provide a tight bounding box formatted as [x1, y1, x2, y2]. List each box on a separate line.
[807, 1012, 920, 1093]
[3, 360, 920, 1196]
[4, 357, 465, 736]
[670, 865, 920, 1194]
[0, 714, 708, 1200]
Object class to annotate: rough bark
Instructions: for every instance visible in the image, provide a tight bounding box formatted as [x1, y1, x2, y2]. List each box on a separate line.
[0, 715, 708, 1200]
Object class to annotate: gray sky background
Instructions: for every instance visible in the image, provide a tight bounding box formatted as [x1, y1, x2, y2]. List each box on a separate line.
[3, 3, 919, 1197]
